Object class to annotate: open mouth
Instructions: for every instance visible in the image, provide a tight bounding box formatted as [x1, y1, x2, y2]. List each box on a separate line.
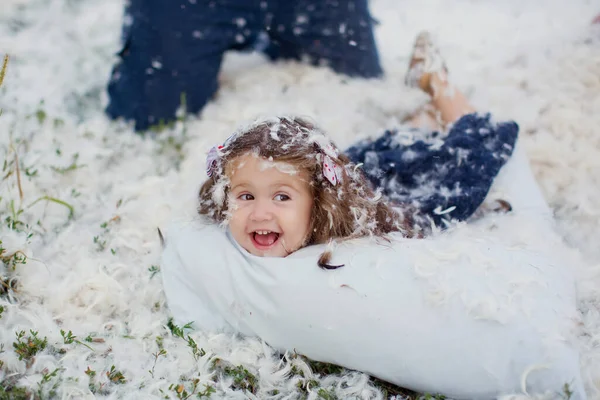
[250, 230, 280, 250]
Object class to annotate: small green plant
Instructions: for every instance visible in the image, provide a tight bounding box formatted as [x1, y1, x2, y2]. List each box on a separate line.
[4, 200, 25, 231]
[106, 365, 126, 384]
[2, 250, 27, 270]
[2, 136, 74, 232]
[84, 333, 105, 343]
[24, 167, 37, 177]
[166, 319, 208, 365]
[148, 265, 160, 279]
[317, 387, 337, 400]
[27, 195, 75, 220]
[60, 329, 94, 351]
[13, 330, 47, 362]
[166, 318, 193, 339]
[0, 55, 8, 88]
[100, 215, 120, 229]
[562, 383, 574, 400]
[51, 152, 86, 174]
[305, 359, 344, 376]
[0, 305, 4, 319]
[296, 378, 320, 393]
[61, 329, 76, 344]
[35, 109, 47, 125]
[36, 367, 61, 398]
[149, 348, 167, 378]
[0, 384, 29, 399]
[169, 378, 215, 399]
[93, 215, 121, 253]
[85, 366, 105, 394]
[186, 336, 206, 361]
[214, 362, 257, 394]
[1, 239, 28, 271]
[93, 235, 106, 251]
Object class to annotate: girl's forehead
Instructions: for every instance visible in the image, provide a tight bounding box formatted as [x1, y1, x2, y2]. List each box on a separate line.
[226, 154, 311, 186]
[229, 153, 299, 174]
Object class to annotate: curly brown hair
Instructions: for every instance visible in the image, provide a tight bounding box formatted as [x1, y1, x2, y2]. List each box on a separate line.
[198, 117, 418, 268]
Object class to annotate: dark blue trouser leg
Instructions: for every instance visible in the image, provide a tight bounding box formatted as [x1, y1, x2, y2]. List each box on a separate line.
[264, 0, 383, 78]
[105, 0, 382, 131]
[106, 0, 263, 131]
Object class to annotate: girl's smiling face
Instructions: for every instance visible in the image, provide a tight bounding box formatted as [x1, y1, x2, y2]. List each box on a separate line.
[226, 153, 314, 257]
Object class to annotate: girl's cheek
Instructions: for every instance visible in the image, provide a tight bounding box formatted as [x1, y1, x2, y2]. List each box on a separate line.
[228, 199, 241, 213]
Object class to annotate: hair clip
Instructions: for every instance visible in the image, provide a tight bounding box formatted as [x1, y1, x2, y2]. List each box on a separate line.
[206, 145, 223, 177]
[206, 132, 238, 177]
[322, 155, 342, 186]
[322, 143, 339, 159]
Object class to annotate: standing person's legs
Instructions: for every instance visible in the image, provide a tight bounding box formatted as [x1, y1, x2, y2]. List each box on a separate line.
[263, 0, 383, 78]
[106, 0, 263, 131]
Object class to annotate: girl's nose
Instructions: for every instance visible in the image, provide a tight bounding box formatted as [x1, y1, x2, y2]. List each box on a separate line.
[249, 199, 274, 221]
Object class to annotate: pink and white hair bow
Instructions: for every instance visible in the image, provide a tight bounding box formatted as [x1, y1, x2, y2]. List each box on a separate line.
[206, 132, 238, 177]
[320, 143, 343, 186]
[322, 155, 343, 186]
[206, 145, 223, 177]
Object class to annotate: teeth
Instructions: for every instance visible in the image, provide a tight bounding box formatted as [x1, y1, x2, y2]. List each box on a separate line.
[255, 230, 271, 235]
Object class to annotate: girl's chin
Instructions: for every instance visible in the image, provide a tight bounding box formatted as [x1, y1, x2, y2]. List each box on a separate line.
[248, 249, 287, 258]
[243, 242, 286, 258]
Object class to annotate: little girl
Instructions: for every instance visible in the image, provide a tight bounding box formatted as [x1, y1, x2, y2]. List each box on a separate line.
[198, 32, 518, 268]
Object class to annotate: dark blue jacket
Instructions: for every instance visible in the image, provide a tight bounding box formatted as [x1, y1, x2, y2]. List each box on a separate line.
[345, 113, 519, 228]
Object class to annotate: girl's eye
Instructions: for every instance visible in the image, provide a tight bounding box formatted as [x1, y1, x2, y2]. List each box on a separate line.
[274, 194, 290, 201]
[238, 193, 254, 201]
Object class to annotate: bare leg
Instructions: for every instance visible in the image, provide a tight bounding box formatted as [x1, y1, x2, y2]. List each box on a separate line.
[428, 74, 476, 126]
[403, 102, 443, 131]
[405, 32, 476, 129]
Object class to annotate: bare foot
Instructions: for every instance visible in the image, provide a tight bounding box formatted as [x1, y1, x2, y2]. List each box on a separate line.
[405, 32, 448, 96]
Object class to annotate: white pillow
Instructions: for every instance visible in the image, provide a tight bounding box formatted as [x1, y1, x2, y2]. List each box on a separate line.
[160, 144, 585, 399]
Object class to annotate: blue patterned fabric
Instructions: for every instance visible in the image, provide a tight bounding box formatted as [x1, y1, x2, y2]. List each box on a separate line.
[106, 0, 382, 131]
[345, 113, 519, 228]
